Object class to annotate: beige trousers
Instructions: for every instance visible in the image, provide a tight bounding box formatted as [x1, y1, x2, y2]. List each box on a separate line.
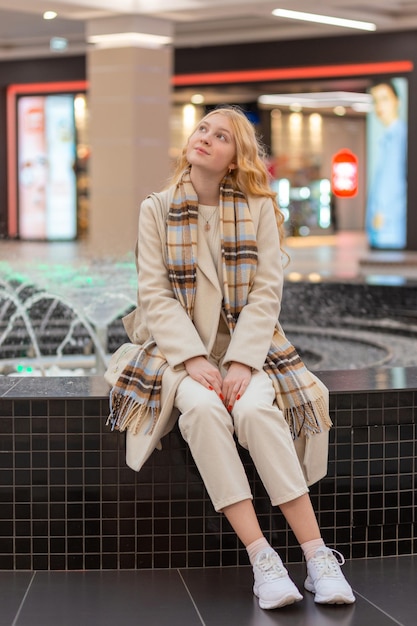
[174, 331, 308, 512]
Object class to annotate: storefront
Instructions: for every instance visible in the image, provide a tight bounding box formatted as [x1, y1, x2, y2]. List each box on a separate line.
[1, 28, 416, 249]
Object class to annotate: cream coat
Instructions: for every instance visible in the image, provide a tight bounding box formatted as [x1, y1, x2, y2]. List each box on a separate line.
[122, 187, 329, 484]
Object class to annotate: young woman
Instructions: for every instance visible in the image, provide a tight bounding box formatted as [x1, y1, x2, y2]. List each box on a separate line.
[108, 105, 355, 610]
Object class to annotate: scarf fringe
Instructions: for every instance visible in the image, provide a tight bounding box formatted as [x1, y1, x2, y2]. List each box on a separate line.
[285, 396, 332, 440]
[107, 389, 160, 435]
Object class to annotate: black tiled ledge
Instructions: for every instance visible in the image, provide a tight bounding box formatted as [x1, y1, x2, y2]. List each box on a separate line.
[0, 375, 110, 399]
[2, 366, 417, 399]
[0, 368, 416, 570]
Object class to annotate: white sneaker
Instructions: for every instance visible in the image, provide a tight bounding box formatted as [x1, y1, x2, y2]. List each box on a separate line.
[304, 547, 356, 604]
[253, 549, 303, 610]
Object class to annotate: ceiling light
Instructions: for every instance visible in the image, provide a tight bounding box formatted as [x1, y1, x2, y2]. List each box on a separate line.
[88, 32, 172, 49]
[43, 11, 57, 20]
[272, 8, 376, 32]
[334, 106, 346, 116]
[259, 92, 372, 109]
[351, 102, 373, 113]
[191, 94, 205, 104]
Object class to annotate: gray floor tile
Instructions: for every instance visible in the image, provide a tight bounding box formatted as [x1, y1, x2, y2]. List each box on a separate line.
[181, 563, 401, 626]
[14, 570, 203, 626]
[0, 572, 34, 626]
[345, 556, 417, 626]
[3, 557, 415, 626]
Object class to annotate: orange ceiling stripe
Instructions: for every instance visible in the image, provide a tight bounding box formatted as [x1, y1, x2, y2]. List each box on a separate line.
[172, 60, 414, 86]
[7, 80, 88, 95]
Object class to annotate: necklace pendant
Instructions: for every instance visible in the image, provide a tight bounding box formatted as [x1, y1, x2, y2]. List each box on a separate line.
[204, 222, 211, 232]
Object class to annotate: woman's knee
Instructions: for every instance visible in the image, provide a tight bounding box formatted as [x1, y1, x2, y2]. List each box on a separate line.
[178, 398, 233, 441]
[232, 370, 276, 427]
[232, 382, 273, 425]
[232, 396, 266, 444]
[175, 377, 222, 413]
[232, 396, 290, 449]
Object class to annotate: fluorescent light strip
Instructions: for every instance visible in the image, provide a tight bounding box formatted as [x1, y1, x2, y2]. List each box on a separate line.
[272, 8, 376, 32]
[259, 91, 372, 107]
[259, 92, 374, 112]
[88, 32, 172, 49]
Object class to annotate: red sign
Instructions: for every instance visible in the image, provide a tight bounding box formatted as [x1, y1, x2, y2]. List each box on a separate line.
[331, 149, 358, 198]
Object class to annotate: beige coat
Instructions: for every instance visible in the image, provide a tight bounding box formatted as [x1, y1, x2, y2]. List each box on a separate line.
[122, 187, 329, 484]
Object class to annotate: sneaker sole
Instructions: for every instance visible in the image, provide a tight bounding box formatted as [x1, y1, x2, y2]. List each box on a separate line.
[254, 590, 303, 610]
[314, 594, 356, 604]
[304, 580, 355, 604]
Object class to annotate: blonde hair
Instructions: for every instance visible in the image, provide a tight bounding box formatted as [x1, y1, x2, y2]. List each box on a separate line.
[169, 105, 287, 249]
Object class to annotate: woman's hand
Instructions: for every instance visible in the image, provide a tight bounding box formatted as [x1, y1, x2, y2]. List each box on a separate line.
[184, 356, 223, 398]
[222, 362, 252, 412]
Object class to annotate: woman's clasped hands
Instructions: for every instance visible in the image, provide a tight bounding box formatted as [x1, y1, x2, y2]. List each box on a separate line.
[184, 355, 252, 412]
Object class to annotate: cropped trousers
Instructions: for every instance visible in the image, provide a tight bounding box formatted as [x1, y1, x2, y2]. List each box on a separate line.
[174, 333, 309, 512]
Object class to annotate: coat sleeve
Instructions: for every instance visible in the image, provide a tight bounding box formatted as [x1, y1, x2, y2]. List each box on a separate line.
[223, 196, 283, 371]
[137, 195, 209, 369]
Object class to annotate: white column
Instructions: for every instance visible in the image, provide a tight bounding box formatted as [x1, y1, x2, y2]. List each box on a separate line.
[86, 16, 173, 256]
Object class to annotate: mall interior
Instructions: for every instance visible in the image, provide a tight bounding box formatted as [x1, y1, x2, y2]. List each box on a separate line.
[1, 3, 417, 625]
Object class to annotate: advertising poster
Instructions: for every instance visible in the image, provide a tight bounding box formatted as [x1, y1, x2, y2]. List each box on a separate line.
[17, 94, 77, 240]
[365, 77, 408, 249]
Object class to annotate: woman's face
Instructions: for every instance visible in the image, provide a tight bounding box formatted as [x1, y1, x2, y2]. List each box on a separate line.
[186, 113, 237, 177]
[371, 84, 399, 127]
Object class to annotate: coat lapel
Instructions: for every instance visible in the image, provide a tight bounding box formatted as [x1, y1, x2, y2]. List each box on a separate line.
[193, 231, 223, 348]
[196, 227, 222, 293]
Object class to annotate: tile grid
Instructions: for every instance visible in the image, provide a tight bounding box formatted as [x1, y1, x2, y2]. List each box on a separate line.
[0, 388, 416, 570]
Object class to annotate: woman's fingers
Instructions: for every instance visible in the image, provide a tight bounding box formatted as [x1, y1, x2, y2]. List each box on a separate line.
[222, 362, 252, 410]
[184, 356, 223, 396]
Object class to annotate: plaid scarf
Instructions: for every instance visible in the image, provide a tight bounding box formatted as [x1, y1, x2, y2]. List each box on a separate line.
[108, 169, 331, 438]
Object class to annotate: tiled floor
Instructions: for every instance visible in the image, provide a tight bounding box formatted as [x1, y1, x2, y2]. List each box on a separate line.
[1, 555, 415, 625]
[283, 231, 417, 281]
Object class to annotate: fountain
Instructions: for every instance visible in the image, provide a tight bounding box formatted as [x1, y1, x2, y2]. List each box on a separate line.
[1, 257, 417, 376]
[0, 258, 137, 376]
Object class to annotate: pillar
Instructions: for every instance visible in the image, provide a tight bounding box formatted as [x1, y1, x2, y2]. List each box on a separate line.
[86, 16, 173, 257]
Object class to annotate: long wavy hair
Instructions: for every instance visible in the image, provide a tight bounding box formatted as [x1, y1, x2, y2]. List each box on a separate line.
[168, 105, 287, 251]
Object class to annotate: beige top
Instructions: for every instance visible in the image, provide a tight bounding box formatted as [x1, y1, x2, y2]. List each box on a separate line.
[198, 204, 222, 280]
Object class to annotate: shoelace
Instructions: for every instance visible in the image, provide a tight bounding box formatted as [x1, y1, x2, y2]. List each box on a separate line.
[311, 548, 345, 580]
[256, 552, 287, 581]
